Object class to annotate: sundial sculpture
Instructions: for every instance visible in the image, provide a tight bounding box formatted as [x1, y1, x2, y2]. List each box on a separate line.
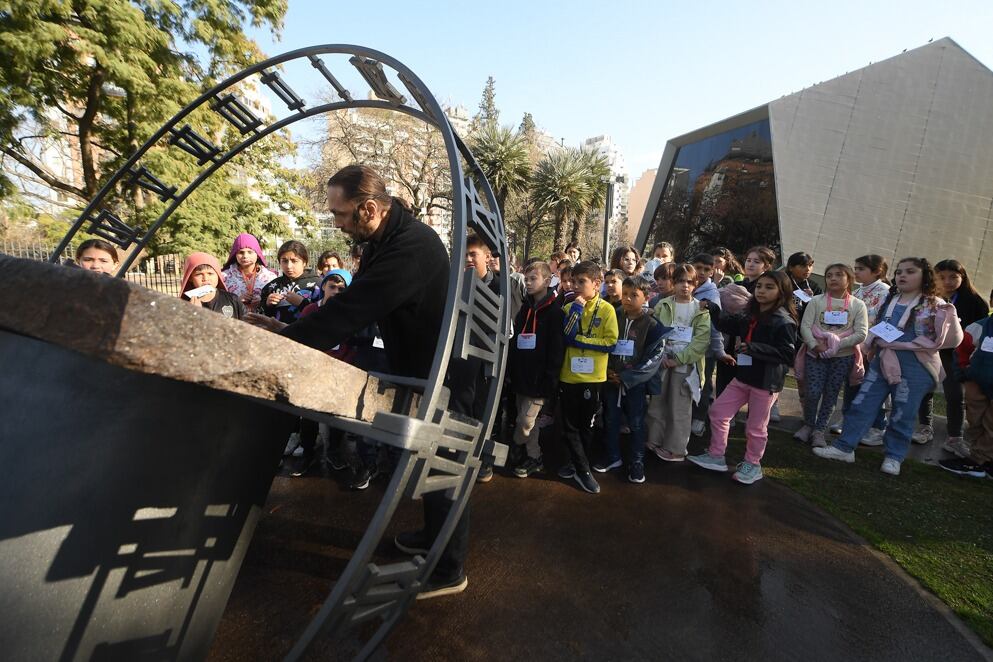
[0, 45, 509, 661]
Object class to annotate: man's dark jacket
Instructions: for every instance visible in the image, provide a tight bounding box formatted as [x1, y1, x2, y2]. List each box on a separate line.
[281, 200, 449, 379]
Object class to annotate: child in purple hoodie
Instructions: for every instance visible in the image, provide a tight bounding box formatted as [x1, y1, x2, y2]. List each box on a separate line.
[221, 232, 277, 312]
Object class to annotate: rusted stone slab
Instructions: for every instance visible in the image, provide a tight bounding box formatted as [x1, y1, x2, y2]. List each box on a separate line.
[0, 254, 406, 422]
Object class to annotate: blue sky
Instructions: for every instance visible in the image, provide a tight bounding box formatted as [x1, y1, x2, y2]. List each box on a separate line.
[246, 0, 993, 181]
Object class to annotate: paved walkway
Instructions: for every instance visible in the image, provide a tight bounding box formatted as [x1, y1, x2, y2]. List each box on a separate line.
[210, 405, 986, 661]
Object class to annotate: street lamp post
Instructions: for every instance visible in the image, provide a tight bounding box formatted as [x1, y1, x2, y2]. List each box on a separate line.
[601, 174, 625, 264]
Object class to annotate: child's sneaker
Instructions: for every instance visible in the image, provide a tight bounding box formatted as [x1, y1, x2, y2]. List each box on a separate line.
[793, 425, 812, 443]
[813, 445, 855, 463]
[880, 457, 901, 476]
[628, 461, 646, 483]
[593, 458, 623, 473]
[942, 436, 970, 458]
[514, 456, 543, 478]
[938, 457, 989, 479]
[810, 430, 827, 448]
[860, 428, 885, 446]
[573, 470, 600, 494]
[687, 452, 729, 472]
[911, 424, 934, 445]
[732, 461, 763, 484]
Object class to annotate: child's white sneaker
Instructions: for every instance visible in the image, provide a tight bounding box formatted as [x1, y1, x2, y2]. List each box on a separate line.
[880, 457, 901, 476]
[813, 445, 855, 463]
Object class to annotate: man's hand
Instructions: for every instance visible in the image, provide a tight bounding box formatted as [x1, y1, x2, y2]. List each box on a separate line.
[245, 312, 287, 332]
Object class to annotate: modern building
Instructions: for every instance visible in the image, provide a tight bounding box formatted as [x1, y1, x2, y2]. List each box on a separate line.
[635, 37, 993, 294]
[626, 168, 657, 245]
[583, 134, 630, 224]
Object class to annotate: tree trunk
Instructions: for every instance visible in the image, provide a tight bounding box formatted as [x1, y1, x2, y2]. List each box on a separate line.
[78, 69, 105, 199]
[552, 211, 566, 252]
[568, 215, 582, 251]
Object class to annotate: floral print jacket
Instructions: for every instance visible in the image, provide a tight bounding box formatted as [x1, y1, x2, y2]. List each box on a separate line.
[222, 264, 277, 313]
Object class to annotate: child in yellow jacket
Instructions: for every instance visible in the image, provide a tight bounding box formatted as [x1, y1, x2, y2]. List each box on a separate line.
[557, 261, 619, 494]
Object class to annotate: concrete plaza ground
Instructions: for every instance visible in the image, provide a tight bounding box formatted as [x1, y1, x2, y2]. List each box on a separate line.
[208, 390, 989, 661]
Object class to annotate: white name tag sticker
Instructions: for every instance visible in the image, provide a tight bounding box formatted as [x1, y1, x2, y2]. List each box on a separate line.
[669, 325, 693, 343]
[981, 336, 993, 353]
[221, 305, 234, 318]
[517, 333, 536, 350]
[373, 336, 385, 349]
[736, 353, 753, 366]
[870, 322, 903, 343]
[824, 310, 849, 325]
[612, 339, 635, 356]
[571, 356, 595, 374]
[793, 289, 812, 303]
[185, 284, 216, 299]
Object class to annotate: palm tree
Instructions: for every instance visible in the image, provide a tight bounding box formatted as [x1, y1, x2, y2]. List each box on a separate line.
[530, 148, 590, 252]
[468, 124, 531, 218]
[572, 146, 611, 248]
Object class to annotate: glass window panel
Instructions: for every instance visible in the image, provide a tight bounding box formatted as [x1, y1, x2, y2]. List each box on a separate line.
[645, 119, 780, 263]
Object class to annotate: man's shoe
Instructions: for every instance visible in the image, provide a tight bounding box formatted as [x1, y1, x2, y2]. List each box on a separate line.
[942, 437, 971, 459]
[349, 465, 377, 490]
[628, 461, 646, 484]
[327, 452, 349, 472]
[593, 458, 623, 473]
[557, 463, 576, 479]
[687, 452, 729, 472]
[793, 425, 812, 443]
[938, 457, 989, 479]
[912, 424, 934, 445]
[732, 461, 763, 484]
[813, 445, 856, 463]
[810, 430, 827, 448]
[416, 573, 468, 600]
[860, 427, 885, 446]
[691, 419, 706, 437]
[514, 456, 543, 478]
[290, 448, 318, 477]
[573, 470, 601, 494]
[477, 464, 494, 483]
[880, 457, 902, 476]
[394, 530, 430, 556]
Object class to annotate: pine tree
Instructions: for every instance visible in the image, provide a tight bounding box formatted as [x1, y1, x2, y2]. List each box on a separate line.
[472, 76, 499, 132]
[518, 112, 536, 138]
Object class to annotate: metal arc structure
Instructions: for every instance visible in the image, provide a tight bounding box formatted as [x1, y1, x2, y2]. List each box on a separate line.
[51, 45, 510, 660]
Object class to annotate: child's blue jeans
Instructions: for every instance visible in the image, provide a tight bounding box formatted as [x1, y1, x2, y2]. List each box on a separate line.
[835, 358, 935, 462]
[603, 382, 648, 465]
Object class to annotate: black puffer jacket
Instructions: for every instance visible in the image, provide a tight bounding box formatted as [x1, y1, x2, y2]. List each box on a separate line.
[715, 307, 797, 393]
[281, 200, 449, 379]
[508, 289, 565, 398]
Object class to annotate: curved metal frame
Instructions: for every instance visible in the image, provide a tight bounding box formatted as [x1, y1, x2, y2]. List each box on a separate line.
[52, 45, 510, 660]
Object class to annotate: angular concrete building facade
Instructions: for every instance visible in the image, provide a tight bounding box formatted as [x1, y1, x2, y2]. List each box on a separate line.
[636, 38, 993, 294]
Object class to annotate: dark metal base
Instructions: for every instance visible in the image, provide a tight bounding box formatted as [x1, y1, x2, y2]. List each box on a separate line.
[0, 330, 292, 661]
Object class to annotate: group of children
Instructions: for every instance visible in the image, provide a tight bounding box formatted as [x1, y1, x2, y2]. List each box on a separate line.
[71, 233, 993, 489]
[503, 241, 993, 492]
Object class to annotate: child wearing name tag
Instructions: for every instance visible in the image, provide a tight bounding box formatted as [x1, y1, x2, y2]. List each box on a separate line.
[921, 260, 990, 455]
[646, 264, 712, 462]
[594, 275, 667, 483]
[557, 261, 619, 494]
[688, 271, 798, 485]
[179, 252, 246, 320]
[795, 264, 867, 448]
[786, 251, 822, 316]
[815, 258, 963, 476]
[939, 308, 993, 479]
[508, 261, 565, 479]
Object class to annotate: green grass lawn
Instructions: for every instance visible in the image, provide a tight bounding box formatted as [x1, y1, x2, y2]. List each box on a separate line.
[751, 429, 993, 646]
